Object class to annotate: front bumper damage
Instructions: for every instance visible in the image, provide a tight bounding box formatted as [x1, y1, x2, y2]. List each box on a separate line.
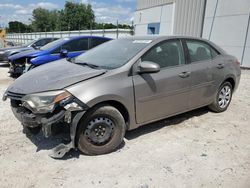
[8, 57, 32, 76]
[4, 92, 88, 159]
[9, 61, 24, 75]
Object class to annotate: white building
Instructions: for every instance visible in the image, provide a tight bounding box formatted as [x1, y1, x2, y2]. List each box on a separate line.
[134, 0, 250, 68]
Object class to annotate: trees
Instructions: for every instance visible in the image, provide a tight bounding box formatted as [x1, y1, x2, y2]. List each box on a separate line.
[30, 2, 95, 32]
[7, 2, 131, 33]
[8, 21, 32, 33]
[31, 8, 59, 32]
[59, 2, 95, 31]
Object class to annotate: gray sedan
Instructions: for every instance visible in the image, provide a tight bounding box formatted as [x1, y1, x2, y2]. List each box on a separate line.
[0, 38, 58, 63]
[3, 36, 241, 158]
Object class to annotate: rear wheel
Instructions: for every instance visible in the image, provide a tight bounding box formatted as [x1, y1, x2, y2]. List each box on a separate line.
[209, 82, 233, 112]
[77, 105, 126, 155]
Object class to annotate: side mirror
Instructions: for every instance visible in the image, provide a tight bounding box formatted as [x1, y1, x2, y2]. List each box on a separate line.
[60, 49, 68, 58]
[137, 61, 160, 74]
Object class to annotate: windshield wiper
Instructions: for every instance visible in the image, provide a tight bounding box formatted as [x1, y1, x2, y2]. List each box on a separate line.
[75, 62, 101, 69]
[67, 58, 101, 69]
[74, 61, 100, 69]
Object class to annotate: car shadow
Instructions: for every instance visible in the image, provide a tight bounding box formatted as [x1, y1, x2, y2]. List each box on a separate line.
[24, 124, 81, 159]
[125, 107, 209, 140]
[0, 63, 9, 67]
[24, 107, 209, 160]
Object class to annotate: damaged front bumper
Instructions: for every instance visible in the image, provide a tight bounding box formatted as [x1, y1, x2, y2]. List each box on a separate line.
[8, 61, 24, 75]
[5, 92, 89, 158]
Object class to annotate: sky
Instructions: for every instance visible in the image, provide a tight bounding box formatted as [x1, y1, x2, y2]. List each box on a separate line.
[0, 0, 136, 27]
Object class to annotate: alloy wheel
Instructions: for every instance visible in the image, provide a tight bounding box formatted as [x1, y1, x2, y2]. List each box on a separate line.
[218, 85, 231, 109]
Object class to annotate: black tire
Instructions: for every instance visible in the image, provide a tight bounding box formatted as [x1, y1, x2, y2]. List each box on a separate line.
[24, 126, 41, 135]
[208, 82, 233, 113]
[76, 105, 126, 155]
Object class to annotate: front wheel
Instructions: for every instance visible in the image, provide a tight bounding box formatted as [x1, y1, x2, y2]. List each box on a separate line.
[77, 105, 126, 155]
[208, 82, 233, 113]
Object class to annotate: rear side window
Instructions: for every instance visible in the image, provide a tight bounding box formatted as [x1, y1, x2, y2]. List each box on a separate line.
[90, 38, 110, 49]
[141, 39, 185, 68]
[186, 40, 220, 62]
[62, 38, 89, 52]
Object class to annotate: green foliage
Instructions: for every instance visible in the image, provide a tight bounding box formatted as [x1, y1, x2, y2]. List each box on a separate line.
[59, 2, 95, 30]
[31, 8, 60, 32]
[8, 21, 33, 33]
[7, 1, 132, 33]
[93, 23, 132, 30]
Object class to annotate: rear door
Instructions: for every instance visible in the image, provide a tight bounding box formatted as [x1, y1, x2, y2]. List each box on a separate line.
[133, 39, 191, 124]
[183, 39, 218, 109]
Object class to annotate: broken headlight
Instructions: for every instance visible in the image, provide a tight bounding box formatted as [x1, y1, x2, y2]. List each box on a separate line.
[22, 90, 71, 114]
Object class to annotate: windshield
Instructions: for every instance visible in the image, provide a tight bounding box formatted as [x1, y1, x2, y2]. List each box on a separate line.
[74, 39, 152, 69]
[40, 38, 67, 51]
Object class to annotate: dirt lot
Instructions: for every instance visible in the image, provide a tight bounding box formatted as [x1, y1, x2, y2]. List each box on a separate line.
[0, 65, 249, 188]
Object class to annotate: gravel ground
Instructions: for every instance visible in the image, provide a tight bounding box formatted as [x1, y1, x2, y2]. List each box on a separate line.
[0, 66, 250, 188]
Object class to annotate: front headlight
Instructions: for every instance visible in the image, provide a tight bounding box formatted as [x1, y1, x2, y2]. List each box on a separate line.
[0, 51, 5, 55]
[22, 90, 71, 114]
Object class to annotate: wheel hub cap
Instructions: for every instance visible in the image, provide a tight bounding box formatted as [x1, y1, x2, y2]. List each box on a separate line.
[85, 117, 114, 146]
[218, 85, 231, 109]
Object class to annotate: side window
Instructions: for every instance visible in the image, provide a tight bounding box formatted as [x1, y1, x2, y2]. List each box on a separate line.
[90, 38, 109, 49]
[186, 40, 220, 62]
[45, 38, 54, 44]
[34, 39, 48, 47]
[62, 38, 89, 52]
[210, 47, 220, 58]
[141, 40, 185, 68]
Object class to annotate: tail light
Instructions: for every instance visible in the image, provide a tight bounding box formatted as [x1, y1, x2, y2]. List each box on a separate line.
[235, 59, 240, 66]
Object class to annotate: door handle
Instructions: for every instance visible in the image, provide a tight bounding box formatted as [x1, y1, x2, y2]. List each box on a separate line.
[179, 71, 191, 78]
[217, 63, 224, 69]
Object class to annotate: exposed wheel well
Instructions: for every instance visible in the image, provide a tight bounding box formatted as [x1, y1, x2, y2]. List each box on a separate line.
[224, 77, 235, 90]
[91, 101, 130, 129]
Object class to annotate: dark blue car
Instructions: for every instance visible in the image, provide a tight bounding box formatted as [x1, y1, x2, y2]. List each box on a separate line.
[8, 36, 111, 77]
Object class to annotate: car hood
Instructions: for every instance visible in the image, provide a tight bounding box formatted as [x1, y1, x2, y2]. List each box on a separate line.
[6, 59, 107, 95]
[8, 49, 48, 61]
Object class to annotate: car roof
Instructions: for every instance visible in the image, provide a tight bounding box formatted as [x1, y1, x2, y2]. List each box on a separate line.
[121, 35, 226, 55]
[121, 35, 209, 41]
[63, 36, 112, 40]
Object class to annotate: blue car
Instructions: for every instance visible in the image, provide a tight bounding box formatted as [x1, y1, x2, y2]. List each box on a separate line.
[8, 36, 111, 77]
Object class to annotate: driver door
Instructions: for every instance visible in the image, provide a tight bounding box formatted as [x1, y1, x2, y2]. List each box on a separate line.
[133, 39, 191, 124]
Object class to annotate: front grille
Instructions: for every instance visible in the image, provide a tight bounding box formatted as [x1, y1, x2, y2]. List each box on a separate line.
[7, 91, 25, 100]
